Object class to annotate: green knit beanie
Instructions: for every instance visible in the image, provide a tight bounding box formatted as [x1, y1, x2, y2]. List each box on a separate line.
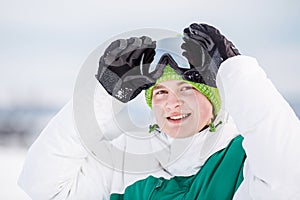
[145, 65, 221, 116]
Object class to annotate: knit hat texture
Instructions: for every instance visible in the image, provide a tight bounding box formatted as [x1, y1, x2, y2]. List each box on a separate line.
[145, 65, 221, 116]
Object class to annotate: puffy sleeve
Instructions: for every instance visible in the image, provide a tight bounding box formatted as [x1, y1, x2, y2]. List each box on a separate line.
[216, 55, 300, 199]
[18, 100, 113, 199]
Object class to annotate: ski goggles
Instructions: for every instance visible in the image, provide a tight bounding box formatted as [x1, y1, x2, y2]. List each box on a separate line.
[97, 35, 221, 103]
[147, 36, 220, 88]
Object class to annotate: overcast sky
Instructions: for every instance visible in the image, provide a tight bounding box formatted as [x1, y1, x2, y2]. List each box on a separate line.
[1, 0, 300, 108]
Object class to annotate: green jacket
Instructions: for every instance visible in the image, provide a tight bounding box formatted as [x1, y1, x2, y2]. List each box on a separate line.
[111, 135, 245, 200]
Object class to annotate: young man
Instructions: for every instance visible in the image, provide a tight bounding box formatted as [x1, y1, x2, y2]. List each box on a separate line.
[18, 23, 300, 199]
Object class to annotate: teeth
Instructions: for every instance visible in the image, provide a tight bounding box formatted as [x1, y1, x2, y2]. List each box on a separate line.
[169, 114, 189, 120]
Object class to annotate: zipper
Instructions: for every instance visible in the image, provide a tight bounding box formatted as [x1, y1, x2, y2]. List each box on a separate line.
[148, 179, 163, 200]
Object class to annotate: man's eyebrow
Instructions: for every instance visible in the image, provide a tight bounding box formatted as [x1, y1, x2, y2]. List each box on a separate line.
[153, 85, 166, 91]
[153, 81, 190, 91]
[177, 81, 189, 86]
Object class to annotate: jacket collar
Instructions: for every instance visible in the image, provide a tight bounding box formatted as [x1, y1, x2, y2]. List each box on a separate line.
[150, 110, 240, 176]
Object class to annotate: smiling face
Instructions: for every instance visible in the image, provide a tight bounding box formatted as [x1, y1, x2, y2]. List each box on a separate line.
[152, 80, 214, 138]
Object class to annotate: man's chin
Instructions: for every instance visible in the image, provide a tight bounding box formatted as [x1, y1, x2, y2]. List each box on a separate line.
[164, 129, 195, 139]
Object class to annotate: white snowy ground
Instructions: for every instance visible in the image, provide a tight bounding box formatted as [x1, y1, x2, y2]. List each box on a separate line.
[0, 146, 31, 200]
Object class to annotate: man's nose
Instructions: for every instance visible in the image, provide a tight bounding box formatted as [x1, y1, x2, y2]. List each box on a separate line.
[166, 92, 182, 110]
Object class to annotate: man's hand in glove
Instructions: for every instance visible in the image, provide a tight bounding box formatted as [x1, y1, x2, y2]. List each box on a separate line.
[181, 23, 240, 87]
[183, 23, 240, 62]
[96, 36, 156, 103]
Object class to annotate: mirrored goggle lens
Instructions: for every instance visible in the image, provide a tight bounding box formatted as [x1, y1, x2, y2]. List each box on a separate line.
[148, 36, 191, 73]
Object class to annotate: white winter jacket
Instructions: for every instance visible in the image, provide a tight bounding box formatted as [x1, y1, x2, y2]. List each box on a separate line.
[18, 56, 300, 199]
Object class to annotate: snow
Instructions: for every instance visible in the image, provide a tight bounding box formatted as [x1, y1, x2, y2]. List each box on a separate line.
[0, 146, 31, 200]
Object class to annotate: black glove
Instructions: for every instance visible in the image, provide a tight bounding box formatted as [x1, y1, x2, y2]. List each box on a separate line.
[183, 23, 240, 61]
[96, 36, 156, 103]
[181, 23, 240, 87]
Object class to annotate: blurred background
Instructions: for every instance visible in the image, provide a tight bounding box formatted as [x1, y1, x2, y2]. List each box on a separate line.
[1, 0, 299, 199]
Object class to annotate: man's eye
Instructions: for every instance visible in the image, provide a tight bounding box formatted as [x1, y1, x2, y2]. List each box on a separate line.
[181, 86, 194, 91]
[154, 90, 167, 96]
